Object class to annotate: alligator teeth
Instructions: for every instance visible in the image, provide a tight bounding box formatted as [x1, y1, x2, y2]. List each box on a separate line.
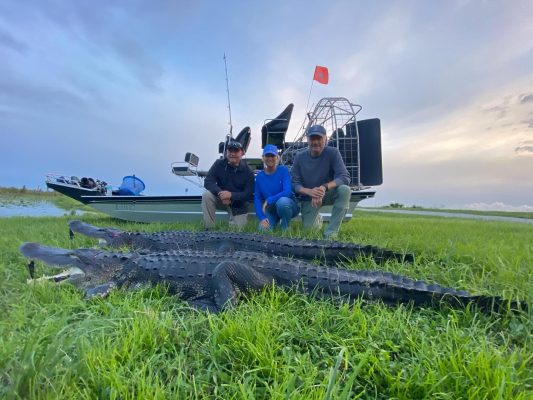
[26, 267, 85, 284]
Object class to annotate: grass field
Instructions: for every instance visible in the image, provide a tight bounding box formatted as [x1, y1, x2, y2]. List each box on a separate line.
[0, 213, 531, 399]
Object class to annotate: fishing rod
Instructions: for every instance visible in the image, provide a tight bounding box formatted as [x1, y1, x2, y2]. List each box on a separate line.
[223, 53, 233, 138]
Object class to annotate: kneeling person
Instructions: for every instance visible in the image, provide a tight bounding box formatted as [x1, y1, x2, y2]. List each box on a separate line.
[291, 125, 351, 239]
[254, 144, 300, 230]
[202, 140, 254, 229]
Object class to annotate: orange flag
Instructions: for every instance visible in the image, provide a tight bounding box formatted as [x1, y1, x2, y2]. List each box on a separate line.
[313, 65, 329, 84]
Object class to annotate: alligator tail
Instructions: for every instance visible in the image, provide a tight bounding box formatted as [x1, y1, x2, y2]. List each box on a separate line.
[339, 270, 526, 314]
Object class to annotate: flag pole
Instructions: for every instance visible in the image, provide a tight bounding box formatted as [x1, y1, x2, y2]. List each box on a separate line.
[300, 68, 316, 133]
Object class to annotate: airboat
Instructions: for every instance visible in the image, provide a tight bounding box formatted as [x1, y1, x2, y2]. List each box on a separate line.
[45, 97, 382, 223]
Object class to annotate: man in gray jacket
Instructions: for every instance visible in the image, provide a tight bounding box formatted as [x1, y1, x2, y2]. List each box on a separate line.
[291, 125, 351, 239]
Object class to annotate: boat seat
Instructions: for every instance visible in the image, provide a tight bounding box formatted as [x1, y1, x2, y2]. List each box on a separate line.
[172, 166, 195, 176]
[261, 103, 294, 151]
[218, 126, 252, 154]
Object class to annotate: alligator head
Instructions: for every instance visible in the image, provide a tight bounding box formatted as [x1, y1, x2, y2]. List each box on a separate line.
[20, 242, 131, 298]
[68, 220, 126, 245]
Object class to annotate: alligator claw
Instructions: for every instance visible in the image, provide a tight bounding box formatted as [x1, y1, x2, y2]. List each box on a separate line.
[27, 260, 35, 279]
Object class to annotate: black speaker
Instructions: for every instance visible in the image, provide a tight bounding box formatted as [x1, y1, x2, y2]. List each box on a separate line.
[357, 118, 383, 186]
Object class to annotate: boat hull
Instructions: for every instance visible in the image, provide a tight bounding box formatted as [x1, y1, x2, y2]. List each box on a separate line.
[83, 192, 375, 223]
[46, 181, 102, 203]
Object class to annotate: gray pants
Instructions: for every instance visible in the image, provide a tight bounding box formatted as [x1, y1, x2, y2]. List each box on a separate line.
[201, 190, 249, 229]
[300, 185, 351, 237]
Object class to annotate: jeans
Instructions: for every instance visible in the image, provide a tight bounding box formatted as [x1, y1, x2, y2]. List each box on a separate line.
[260, 196, 300, 230]
[300, 184, 351, 237]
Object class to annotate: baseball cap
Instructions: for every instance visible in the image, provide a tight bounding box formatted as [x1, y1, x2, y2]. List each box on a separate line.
[226, 140, 243, 150]
[262, 144, 278, 156]
[306, 125, 327, 137]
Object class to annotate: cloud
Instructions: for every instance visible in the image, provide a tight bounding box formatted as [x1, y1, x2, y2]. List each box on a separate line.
[521, 118, 533, 129]
[0, 27, 28, 54]
[0, 79, 87, 114]
[520, 93, 533, 103]
[483, 104, 508, 120]
[109, 38, 165, 91]
[1, 2, 167, 91]
[515, 140, 533, 156]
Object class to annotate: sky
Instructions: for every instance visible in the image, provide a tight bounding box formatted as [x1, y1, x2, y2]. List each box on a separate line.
[1, 0, 532, 210]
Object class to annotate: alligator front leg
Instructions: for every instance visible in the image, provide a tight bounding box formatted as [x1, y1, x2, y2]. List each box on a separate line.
[188, 298, 220, 313]
[85, 282, 116, 299]
[211, 261, 272, 311]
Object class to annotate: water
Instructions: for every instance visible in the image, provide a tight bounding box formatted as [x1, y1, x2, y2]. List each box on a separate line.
[359, 208, 533, 224]
[0, 197, 80, 217]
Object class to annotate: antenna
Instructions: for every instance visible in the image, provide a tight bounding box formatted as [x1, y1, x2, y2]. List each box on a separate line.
[223, 53, 233, 137]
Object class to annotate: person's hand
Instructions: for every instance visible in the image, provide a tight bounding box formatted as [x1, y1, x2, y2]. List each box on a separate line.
[262, 200, 268, 214]
[218, 190, 232, 201]
[312, 186, 326, 198]
[311, 197, 323, 208]
[221, 198, 231, 206]
[260, 218, 270, 229]
[302, 187, 324, 199]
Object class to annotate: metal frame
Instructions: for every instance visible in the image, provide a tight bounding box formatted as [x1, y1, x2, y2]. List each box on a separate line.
[281, 97, 365, 189]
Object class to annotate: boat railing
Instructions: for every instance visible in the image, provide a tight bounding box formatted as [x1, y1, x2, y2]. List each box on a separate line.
[45, 173, 112, 194]
[45, 173, 84, 187]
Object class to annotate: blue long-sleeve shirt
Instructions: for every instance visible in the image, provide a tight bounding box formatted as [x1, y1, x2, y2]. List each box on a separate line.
[254, 165, 293, 221]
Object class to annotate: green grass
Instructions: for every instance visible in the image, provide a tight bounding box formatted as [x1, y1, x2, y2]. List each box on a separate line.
[0, 214, 532, 399]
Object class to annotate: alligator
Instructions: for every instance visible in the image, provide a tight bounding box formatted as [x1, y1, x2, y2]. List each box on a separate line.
[20, 242, 520, 313]
[68, 220, 414, 264]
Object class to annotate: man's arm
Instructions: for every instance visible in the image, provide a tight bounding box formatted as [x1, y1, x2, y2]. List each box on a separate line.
[318, 149, 351, 193]
[291, 154, 305, 194]
[204, 160, 222, 195]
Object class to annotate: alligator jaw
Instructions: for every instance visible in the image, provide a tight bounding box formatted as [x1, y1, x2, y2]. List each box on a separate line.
[20, 243, 85, 269]
[27, 267, 85, 284]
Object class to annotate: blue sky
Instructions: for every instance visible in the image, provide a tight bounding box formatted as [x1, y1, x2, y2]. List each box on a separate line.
[1, 1, 532, 209]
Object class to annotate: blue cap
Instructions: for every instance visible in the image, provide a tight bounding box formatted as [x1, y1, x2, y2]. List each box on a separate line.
[306, 125, 327, 137]
[262, 144, 278, 156]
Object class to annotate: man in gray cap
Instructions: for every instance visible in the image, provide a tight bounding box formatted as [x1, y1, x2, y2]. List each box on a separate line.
[202, 140, 254, 229]
[291, 125, 351, 239]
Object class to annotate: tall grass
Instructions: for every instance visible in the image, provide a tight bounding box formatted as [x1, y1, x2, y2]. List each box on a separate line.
[0, 214, 531, 399]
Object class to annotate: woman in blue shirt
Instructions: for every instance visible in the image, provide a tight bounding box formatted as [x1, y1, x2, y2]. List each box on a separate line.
[254, 144, 300, 230]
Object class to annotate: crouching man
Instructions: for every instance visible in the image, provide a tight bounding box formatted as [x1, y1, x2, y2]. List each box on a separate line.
[291, 125, 351, 239]
[202, 140, 254, 230]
